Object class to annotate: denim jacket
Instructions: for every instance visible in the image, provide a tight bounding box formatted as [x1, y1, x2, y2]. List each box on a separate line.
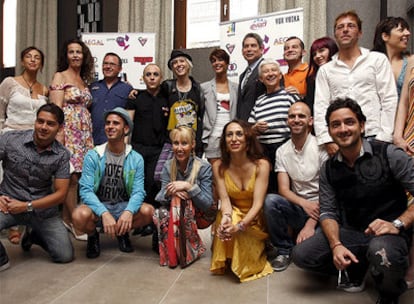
[155, 156, 213, 211]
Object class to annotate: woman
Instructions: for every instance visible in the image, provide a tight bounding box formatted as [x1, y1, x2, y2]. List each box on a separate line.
[49, 39, 94, 241]
[201, 48, 237, 164]
[210, 119, 273, 282]
[303, 37, 338, 114]
[162, 50, 205, 156]
[394, 62, 414, 289]
[0, 46, 48, 244]
[372, 16, 412, 98]
[154, 126, 213, 268]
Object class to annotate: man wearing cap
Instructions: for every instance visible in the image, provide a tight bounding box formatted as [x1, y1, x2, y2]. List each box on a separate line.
[73, 107, 154, 258]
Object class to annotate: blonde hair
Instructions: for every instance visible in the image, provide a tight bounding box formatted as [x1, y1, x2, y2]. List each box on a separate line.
[169, 126, 200, 184]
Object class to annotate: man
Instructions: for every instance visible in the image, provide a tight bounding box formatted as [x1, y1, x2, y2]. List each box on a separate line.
[236, 32, 266, 121]
[248, 58, 300, 193]
[283, 36, 309, 97]
[89, 52, 133, 145]
[264, 102, 328, 271]
[126, 64, 168, 239]
[73, 107, 154, 258]
[314, 10, 398, 156]
[292, 98, 414, 304]
[0, 104, 72, 271]
[126, 64, 168, 208]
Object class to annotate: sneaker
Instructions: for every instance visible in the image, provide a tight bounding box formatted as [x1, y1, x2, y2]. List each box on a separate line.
[0, 242, 10, 272]
[271, 254, 291, 272]
[117, 233, 133, 253]
[86, 230, 100, 259]
[337, 269, 366, 293]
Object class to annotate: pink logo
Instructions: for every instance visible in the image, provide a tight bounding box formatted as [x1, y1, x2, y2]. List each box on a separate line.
[226, 43, 235, 54]
[116, 35, 130, 51]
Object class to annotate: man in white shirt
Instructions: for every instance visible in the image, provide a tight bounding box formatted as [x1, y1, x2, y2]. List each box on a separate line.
[314, 10, 398, 156]
[264, 102, 328, 271]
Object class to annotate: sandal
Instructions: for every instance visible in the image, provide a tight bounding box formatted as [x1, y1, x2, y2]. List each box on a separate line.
[62, 221, 87, 241]
[8, 229, 21, 245]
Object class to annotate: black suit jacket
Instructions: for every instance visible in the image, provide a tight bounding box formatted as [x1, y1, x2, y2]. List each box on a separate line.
[236, 58, 266, 121]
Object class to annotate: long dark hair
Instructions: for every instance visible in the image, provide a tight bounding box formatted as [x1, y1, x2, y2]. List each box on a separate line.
[218, 119, 264, 176]
[57, 39, 94, 84]
[372, 16, 410, 56]
[306, 37, 338, 81]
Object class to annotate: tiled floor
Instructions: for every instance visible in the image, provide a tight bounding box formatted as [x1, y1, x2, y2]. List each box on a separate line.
[0, 228, 413, 304]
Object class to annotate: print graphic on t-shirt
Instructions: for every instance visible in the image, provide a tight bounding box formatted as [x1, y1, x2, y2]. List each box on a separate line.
[98, 163, 128, 203]
[167, 99, 198, 131]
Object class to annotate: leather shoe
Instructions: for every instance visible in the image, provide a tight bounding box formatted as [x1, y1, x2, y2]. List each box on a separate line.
[21, 226, 33, 252]
[86, 230, 100, 259]
[117, 233, 133, 253]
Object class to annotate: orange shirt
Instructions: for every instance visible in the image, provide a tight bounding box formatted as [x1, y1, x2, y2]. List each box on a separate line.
[284, 62, 309, 96]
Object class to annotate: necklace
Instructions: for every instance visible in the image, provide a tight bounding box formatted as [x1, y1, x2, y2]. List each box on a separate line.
[22, 75, 37, 95]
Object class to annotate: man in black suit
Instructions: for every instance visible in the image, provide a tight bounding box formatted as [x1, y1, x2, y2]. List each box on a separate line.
[236, 33, 266, 121]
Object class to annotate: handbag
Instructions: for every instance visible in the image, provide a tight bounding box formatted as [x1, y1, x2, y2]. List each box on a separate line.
[154, 142, 173, 182]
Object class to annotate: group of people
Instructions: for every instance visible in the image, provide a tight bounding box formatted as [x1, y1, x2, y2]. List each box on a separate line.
[0, 9, 414, 304]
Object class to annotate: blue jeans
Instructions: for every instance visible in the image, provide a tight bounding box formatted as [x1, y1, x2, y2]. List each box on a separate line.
[264, 193, 309, 255]
[0, 211, 73, 263]
[292, 228, 409, 299]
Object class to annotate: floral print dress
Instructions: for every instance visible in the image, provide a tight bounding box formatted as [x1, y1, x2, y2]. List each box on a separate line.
[50, 84, 93, 173]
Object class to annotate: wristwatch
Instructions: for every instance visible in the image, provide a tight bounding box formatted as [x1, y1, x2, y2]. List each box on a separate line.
[392, 219, 405, 232]
[27, 201, 33, 212]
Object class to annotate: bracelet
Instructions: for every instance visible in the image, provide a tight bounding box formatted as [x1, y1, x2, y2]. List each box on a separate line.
[223, 213, 232, 218]
[331, 242, 343, 251]
[237, 221, 246, 232]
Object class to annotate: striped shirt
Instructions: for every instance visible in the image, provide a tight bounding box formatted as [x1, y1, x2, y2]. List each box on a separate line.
[248, 89, 300, 144]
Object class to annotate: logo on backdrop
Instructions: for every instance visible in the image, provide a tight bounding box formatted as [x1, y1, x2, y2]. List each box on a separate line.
[250, 18, 267, 30]
[116, 35, 130, 51]
[263, 35, 270, 54]
[226, 23, 236, 37]
[226, 43, 235, 54]
[138, 37, 148, 46]
[134, 57, 153, 65]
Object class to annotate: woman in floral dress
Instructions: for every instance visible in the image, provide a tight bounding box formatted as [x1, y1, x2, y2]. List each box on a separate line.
[49, 39, 94, 241]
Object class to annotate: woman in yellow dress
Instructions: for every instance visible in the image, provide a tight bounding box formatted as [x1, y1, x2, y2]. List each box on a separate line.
[210, 119, 273, 282]
[394, 61, 414, 289]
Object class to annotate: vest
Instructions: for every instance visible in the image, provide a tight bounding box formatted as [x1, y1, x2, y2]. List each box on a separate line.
[325, 141, 407, 231]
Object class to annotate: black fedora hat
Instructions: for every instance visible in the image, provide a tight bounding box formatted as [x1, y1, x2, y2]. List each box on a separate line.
[167, 50, 192, 70]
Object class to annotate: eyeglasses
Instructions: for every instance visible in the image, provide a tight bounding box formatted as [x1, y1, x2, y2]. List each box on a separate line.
[103, 62, 119, 67]
[145, 72, 160, 77]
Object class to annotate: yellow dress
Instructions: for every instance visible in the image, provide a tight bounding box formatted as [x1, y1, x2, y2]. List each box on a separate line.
[210, 168, 273, 282]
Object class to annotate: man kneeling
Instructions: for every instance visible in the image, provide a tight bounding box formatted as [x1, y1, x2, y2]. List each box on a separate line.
[292, 98, 414, 304]
[0, 104, 73, 271]
[73, 107, 154, 258]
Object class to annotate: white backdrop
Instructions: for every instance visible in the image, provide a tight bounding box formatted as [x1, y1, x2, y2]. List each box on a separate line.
[220, 8, 303, 83]
[82, 32, 156, 89]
